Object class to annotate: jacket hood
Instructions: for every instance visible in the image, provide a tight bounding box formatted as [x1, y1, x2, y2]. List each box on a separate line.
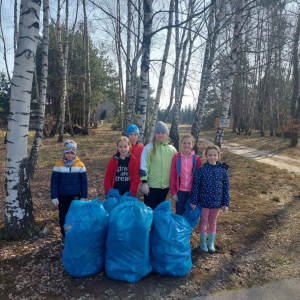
[204, 161, 229, 169]
[113, 152, 131, 161]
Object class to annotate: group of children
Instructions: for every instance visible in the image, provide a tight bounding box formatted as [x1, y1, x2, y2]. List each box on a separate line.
[51, 121, 230, 253]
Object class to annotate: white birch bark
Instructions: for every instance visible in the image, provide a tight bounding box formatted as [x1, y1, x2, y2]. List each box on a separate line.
[177, 0, 195, 109]
[191, 0, 225, 142]
[214, 0, 245, 147]
[148, 0, 175, 143]
[127, 47, 144, 124]
[137, 0, 153, 143]
[124, 0, 132, 130]
[0, 0, 11, 82]
[82, 0, 91, 135]
[58, 0, 69, 142]
[114, 0, 124, 132]
[169, 0, 180, 150]
[4, 0, 41, 238]
[28, 0, 49, 177]
[14, 0, 18, 55]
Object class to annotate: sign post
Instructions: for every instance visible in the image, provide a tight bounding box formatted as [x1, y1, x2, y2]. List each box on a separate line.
[214, 118, 233, 129]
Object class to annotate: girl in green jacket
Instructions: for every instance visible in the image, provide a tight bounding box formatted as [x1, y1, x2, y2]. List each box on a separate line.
[140, 121, 177, 210]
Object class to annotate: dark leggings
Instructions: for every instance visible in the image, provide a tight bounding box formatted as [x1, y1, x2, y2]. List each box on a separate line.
[58, 195, 79, 236]
[175, 190, 190, 216]
[144, 187, 169, 210]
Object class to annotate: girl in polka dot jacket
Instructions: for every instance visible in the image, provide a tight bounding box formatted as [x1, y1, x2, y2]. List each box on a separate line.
[190, 145, 230, 253]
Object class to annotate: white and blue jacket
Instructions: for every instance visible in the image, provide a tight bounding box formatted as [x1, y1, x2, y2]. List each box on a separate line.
[50, 157, 87, 199]
[190, 162, 230, 208]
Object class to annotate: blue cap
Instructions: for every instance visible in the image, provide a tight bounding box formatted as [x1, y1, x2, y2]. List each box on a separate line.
[126, 124, 139, 137]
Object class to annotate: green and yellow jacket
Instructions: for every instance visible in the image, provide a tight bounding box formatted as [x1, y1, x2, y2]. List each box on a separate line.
[139, 141, 177, 189]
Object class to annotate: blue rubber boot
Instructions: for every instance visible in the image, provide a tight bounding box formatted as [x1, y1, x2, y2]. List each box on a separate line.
[200, 233, 208, 252]
[208, 233, 216, 253]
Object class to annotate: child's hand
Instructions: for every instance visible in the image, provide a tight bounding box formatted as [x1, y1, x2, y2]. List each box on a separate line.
[171, 194, 178, 202]
[222, 206, 228, 213]
[141, 183, 150, 196]
[190, 203, 197, 211]
[51, 198, 59, 206]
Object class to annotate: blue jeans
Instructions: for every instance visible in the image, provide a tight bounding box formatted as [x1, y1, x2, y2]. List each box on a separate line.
[175, 191, 190, 216]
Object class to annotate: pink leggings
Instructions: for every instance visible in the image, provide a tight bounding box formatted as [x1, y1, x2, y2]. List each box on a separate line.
[199, 208, 220, 234]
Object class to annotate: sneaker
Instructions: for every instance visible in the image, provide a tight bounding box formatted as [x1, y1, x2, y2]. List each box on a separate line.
[61, 236, 65, 246]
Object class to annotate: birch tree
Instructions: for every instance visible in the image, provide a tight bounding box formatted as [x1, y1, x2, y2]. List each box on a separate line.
[290, 8, 300, 147]
[4, 0, 41, 238]
[14, 0, 18, 55]
[191, 0, 225, 151]
[169, 0, 180, 150]
[137, 0, 153, 143]
[82, 0, 92, 135]
[148, 0, 175, 142]
[214, 0, 245, 147]
[58, 0, 69, 142]
[28, 0, 50, 177]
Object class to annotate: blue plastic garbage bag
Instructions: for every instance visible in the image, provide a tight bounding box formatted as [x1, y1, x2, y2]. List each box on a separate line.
[105, 197, 153, 283]
[183, 198, 201, 229]
[150, 201, 192, 277]
[103, 188, 131, 214]
[62, 198, 109, 277]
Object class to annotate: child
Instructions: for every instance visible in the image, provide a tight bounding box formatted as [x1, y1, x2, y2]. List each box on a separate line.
[104, 136, 140, 198]
[51, 140, 87, 245]
[170, 135, 202, 215]
[140, 121, 177, 210]
[190, 145, 230, 253]
[127, 124, 144, 167]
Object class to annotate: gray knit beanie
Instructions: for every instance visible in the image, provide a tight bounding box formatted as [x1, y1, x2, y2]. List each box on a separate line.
[154, 121, 169, 135]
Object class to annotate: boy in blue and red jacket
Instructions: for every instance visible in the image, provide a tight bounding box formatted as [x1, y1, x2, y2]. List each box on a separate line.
[51, 140, 87, 245]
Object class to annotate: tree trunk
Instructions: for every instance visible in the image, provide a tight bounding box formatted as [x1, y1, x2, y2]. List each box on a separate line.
[28, 0, 50, 178]
[58, 0, 69, 142]
[124, 0, 132, 131]
[215, 0, 245, 147]
[169, 0, 180, 150]
[290, 10, 300, 146]
[0, 0, 12, 82]
[82, 0, 91, 136]
[4, 0, 41, 239]
[164, 72, 175, 122]
[191, 0, 218, 152]
[148, 0, 175, 143]
[137, 0, 153, 143]
[14, 0, 18, 54]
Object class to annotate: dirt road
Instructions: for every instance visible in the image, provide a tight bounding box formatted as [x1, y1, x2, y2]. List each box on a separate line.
[201, 138, 300, 174]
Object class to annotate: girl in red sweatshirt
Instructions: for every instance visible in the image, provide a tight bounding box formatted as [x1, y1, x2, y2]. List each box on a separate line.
[104, 137, 140, 198]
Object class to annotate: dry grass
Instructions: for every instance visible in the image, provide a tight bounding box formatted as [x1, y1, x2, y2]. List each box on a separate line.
[0, 125, 300, 300]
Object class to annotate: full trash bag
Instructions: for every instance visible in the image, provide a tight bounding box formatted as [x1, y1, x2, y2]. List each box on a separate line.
[102, 188, 131, 214]
[183, 198, 201, 229]
[62, 198, 109, 277]
[150, 201, 192, 277]
[105, 196, 153, 283]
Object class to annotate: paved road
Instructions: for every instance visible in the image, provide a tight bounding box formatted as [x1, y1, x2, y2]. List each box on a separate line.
[191, 277, 300, 300]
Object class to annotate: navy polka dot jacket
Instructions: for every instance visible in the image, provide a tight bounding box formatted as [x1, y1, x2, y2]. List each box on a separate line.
[190, 162, 230, 208]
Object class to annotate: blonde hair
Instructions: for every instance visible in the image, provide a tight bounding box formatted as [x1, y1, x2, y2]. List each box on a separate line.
[117, 136, 131, 148]
[152, 134, 169, 156]
[181, 135, 194, 144]
[204, 145, 221, 158]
